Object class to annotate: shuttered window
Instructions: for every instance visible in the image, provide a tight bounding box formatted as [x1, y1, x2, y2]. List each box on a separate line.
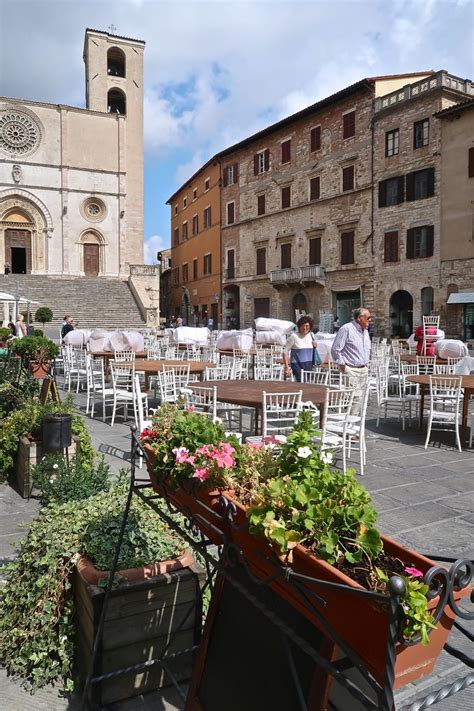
[406, 225, 434, 259]
[227, 202, 235, 225]
[310, 126, 321, 152]
[203, 253, 212, 274]
[182, 222, 188, 240]
[342, 165, 354, 192]
[384, 231, 399, 262]
[340, 231, 355, 265]
[192, 214, 199, 235]
[378, 176, 405, 207]
[182, 263, 188, 282]
[469, 147, 474, 178]
[406, 167, 435, 201]
[343, 111, 355, 139]
[173, 227, 179, 246]
[227, 249, 235, 279]
[223, 163, 239, 186]
[193, 258, 198, 279]
[257, 194, 266, 215]
[256, 248, 266, 275]
[254, 149, 270, 175]
[281, 185, 291, 209]
[281, 139, 291, 164]
[204, 206, 212, 228]
[310, 176, 320, 201]
[281, 243, 292, 268]
[309, 237, 321, 265]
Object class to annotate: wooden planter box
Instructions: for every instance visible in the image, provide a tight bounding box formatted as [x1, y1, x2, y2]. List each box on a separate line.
[14, 435, 79, 499]
[74, 555, 204, 705]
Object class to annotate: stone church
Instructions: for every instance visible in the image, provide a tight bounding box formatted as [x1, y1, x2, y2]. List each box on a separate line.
[0, 28, 144, 278]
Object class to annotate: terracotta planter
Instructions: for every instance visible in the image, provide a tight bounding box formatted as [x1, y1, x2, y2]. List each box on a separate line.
[143, 444, 230, 545]
[29, 360, 50, 378]
[76, 550, 194, 585]
[210, 491, 471, 689]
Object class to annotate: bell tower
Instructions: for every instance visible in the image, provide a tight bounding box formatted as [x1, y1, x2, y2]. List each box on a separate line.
[83, 28, 145, 272]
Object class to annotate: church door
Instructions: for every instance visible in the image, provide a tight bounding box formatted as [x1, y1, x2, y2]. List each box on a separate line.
[5, 229, 32, 274]
[83, 244, 100, 276]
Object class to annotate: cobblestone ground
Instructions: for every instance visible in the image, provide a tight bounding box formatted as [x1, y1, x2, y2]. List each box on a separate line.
[0, 383, 473, 709]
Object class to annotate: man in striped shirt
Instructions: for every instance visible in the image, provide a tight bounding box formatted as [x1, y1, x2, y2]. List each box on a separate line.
[331, 307, 372, 414]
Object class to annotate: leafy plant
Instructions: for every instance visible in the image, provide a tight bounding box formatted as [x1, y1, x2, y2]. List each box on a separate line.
[377, 568, 437, 645]
[34, 307, 53, 328]
[33, 329, 44, 337]
[12, 336, 59, 363]
[0, 484, 187, 693]
[32, 453, 110, 505]
[0, 326, 11, 343]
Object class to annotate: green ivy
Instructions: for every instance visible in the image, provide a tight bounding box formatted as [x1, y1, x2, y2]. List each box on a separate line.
[32, 453, 110, 506]
[0, 484, 187, 693]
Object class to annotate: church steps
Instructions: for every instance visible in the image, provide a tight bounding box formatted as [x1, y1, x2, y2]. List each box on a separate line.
[0, 275, 146, 330]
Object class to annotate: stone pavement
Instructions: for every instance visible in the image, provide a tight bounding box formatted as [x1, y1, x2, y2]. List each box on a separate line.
[0, 384, 473, 709]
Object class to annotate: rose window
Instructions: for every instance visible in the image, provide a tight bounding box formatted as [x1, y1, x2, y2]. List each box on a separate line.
[0, 111, 40, 156]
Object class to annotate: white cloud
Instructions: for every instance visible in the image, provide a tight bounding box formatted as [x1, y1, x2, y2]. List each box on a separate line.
[144, 234, 169, 264]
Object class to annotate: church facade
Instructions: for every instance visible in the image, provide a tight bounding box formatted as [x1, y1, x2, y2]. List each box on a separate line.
[0, 28, 144, 278]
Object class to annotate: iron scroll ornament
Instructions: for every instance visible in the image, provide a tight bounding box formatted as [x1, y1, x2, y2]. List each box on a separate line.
[399, 559, 473, 647]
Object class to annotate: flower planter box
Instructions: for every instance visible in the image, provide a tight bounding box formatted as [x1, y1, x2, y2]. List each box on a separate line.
[74, 552, 203, 705]
[13, 434, 79, 499]
[29, 360, 50, 379]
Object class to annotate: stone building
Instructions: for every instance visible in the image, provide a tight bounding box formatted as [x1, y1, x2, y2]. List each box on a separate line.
[159, 247, 173, 324]
[0, 28, 144, 278]
[167, 159, 222, 326]
[372, 72, 473, 337]
[435, 98, 474, 340]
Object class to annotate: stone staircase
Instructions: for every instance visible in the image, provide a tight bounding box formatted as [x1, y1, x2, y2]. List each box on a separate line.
[0, 275, 146, 330]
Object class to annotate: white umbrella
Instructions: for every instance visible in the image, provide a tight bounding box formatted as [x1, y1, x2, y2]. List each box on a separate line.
[0, 291, 39, 303]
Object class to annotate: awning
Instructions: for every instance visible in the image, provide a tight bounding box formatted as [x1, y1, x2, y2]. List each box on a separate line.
[447, 292, 474, 304]
[0, 291, 39, 303]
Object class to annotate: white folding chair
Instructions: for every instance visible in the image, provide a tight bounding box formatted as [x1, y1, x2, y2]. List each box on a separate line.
[156, 369, 179, 404]
[183, 385, 218, 421]
[89, 358, 115, 422]
[434, 364, 456, 375]
[302, 368, 329, 386]
[255, 364, 285, 381]
[422, 315, 440, 356]
[246, 390, 303, 446]
[425, 376, 462, 451]
[204, 364, 233, 381]
[114, 349, 135, 362]
[416, 355, 437, 375]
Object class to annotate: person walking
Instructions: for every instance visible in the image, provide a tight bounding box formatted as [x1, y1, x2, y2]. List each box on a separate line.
[15, 313, 27, 338]
[283, 315, 321, 382]
[331, 307, 371, 414]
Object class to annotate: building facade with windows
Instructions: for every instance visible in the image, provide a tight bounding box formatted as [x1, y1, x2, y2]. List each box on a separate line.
[435, 99, 474, 341]
[167, 159, 221, 325]
[0, 28, 144, 278]
[220, 79, 376, 329]
[372, 71, 473, 337]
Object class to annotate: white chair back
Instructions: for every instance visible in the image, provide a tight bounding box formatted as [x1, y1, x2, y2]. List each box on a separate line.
[183, 385, 217, 421]
[302, 368, 329, 386]
[262, 390, 303, 437]
[204, 364, 233, 381]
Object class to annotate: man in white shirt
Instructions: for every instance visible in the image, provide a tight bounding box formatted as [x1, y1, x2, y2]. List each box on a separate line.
[331, 307, 372, 414]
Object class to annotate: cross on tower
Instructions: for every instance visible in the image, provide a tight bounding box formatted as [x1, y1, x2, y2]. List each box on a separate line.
[108, 24, 117, 34]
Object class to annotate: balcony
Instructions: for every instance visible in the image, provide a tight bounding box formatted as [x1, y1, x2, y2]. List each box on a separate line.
[270, 265, 325, 286]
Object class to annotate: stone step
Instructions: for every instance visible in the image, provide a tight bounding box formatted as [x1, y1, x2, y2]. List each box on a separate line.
[0, 275, 146, 330]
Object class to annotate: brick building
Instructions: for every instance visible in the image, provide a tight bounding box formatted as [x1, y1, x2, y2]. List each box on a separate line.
[167, 159, 222, 326]
[169, 71, 473, 335]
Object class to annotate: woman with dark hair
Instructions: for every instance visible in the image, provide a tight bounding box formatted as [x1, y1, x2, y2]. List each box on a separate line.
[283, 315, 320, 382]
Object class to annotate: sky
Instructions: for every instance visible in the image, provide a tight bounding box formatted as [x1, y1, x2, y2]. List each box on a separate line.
[0, 0, 473, 263]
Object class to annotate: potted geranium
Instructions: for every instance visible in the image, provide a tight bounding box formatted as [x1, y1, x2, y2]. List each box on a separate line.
[12, 335, 59, 378]
[141, 405, 472, 690]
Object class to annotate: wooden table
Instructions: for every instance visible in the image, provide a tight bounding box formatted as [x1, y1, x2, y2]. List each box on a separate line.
[129, 359, 215, 390]
[399, 355, 448, 365]
[193, 379, 328, 434]
[218, 347, 258, 357]
[407, 374, 474, 445]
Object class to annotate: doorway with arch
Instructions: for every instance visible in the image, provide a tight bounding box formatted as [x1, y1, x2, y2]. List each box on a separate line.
[389, 290, 413, 337]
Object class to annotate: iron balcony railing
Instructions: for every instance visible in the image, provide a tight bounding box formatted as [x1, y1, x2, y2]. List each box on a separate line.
[270, 264, 325, 284]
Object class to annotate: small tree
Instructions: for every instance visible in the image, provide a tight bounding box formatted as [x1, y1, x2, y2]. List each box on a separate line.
[35, 307, 53, 329]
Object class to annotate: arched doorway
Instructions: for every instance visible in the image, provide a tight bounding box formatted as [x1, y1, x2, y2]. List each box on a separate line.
[293, 292, 307, 321]
[181, 287, 191, 325]
[3, 209, 32, 273]
[223, 285, 240, 329]
[0, 192, 52, 274]
[389, 290, 413, 337]
[80, 230, 104, 276]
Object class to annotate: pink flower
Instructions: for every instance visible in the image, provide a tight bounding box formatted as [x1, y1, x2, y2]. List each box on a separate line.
[248, 441, 263, 450]
[186, 405, 196, 412]
[196, 444, 212, 457]
[404, 566, 424, 579]
[185, 455, 196, 465]
[219, 442, 235, 455]
[192, 467, 210, 481]
[172, 446, 190, 464]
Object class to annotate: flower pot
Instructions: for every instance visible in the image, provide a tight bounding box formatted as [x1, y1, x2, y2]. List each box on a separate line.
[74, 552, 203, 705]
[216, 491, 471, 689]
[143, 444, 230, 545]
[29, 360, 50, 378]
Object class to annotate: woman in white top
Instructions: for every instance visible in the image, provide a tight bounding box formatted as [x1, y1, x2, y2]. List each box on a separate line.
[283, 316, 319, 382]
[15, 313, 27, 339]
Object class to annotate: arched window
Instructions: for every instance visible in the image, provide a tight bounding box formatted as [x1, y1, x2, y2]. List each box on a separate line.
[107, 47, 125, 77]
[421, 287, 434, 316]
[107, 88, 126, 115]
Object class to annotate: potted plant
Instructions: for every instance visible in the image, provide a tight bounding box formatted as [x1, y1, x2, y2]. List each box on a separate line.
[34, 306, 53, 330]
[0, 482, 202, 702]
[141, 405, 472, 690]
[12, 335, 59, 378]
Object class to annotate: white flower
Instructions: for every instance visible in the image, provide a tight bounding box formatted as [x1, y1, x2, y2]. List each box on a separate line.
[321, 450, 333, 464]
[297, 446, 312, 459]
[52, 463, 59, 470]
[49, 476, 56, 483]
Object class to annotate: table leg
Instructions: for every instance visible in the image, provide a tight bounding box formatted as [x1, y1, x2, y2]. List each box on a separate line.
[419, 385, 425, 430]
[461, 389, 470, 446]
